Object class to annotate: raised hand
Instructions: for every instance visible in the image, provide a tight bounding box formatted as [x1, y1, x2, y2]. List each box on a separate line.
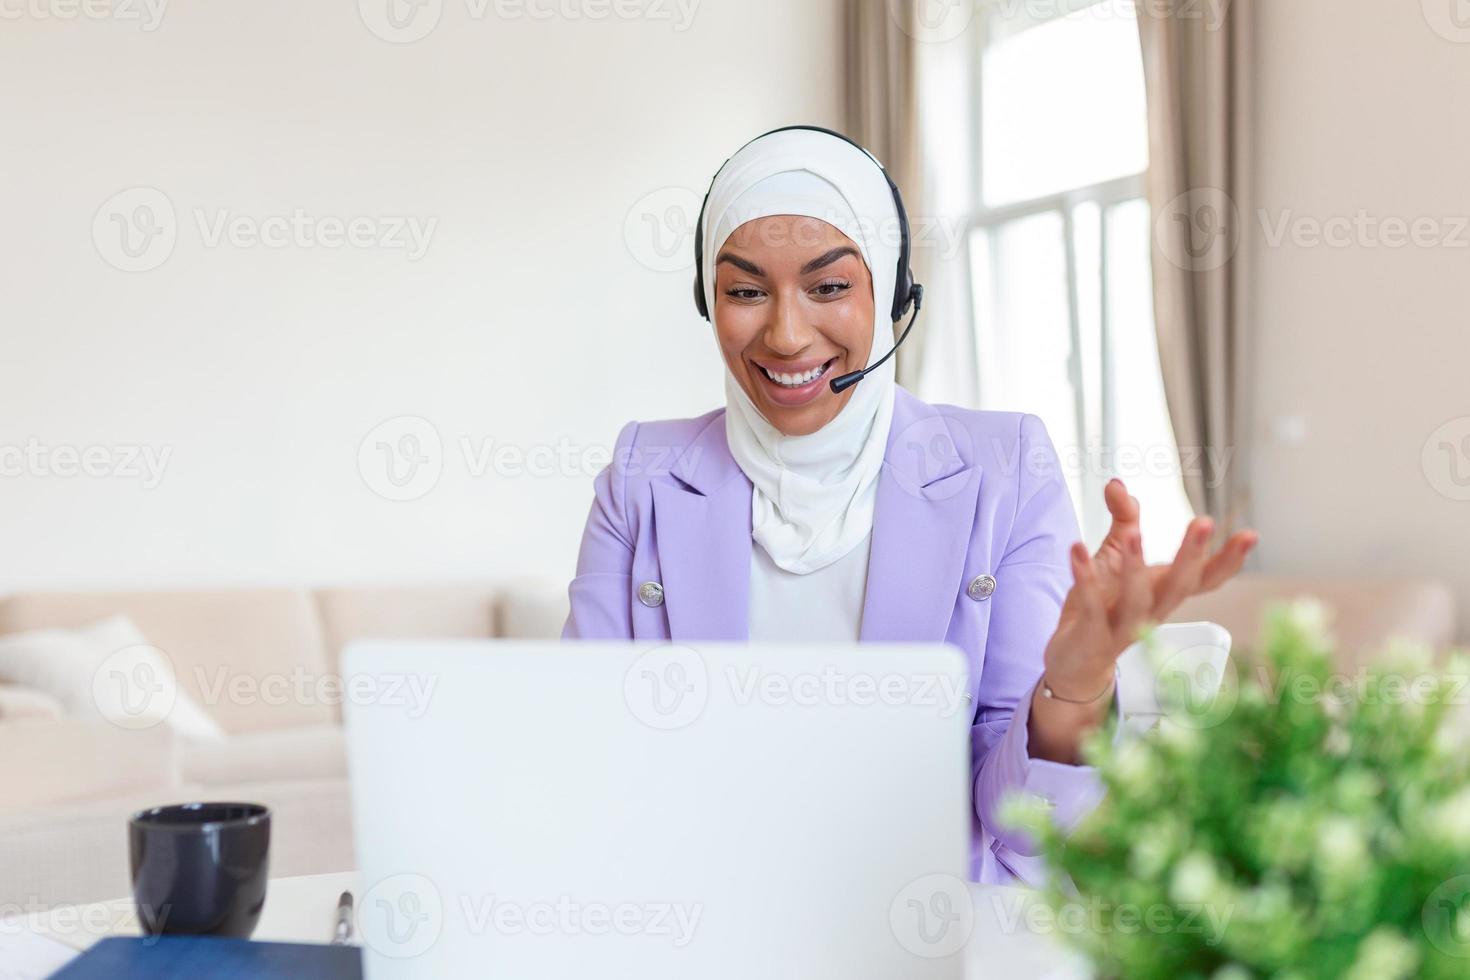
[1028, 479, 1258, 762]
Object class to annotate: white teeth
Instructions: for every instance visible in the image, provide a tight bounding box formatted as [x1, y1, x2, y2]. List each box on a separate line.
[761, 360, 830, 388]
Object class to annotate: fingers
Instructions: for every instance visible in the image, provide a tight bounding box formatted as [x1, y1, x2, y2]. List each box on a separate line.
[1198, 529, 1259, 593]
[1149, 516, 1214, 619]
[1097, 480, 1141, 556]
[1103, 478, 1140, 527]
[1109, 530, 1155, 643]
[1067, 541, 1108, 623]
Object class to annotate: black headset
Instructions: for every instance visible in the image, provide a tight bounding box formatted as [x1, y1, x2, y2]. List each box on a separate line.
[690, 125, 924, 394]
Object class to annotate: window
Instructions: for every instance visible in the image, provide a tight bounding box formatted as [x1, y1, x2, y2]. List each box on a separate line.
[968, 0, 1194, 561]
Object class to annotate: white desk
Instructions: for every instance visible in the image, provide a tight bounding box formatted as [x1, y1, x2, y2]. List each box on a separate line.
[25, 872, 1090, 979]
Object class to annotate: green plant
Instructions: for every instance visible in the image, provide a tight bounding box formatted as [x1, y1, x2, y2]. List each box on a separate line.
[1004, 601, 1470, 980]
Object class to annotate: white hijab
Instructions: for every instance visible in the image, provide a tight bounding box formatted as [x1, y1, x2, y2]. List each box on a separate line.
[699, 129, 900, 575]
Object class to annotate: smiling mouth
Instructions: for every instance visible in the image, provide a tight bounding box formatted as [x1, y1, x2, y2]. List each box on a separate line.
[755, 356, 839, 389]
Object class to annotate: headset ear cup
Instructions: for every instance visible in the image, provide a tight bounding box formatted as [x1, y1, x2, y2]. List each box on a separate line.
[693, 276, 708, 320]
[892, 271, 914, 321]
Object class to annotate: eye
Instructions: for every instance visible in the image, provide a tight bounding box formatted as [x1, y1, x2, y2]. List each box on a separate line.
[725, 287, 765, 302]
[811, 278, 853, 299]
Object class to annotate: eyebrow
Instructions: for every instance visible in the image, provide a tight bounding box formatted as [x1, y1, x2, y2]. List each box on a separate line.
[714, 245, 861, 279]
[799, 246, 861, 275]
[715, 251, 765, 277]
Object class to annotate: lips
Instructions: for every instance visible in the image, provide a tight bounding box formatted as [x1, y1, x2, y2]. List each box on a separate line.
[750, 356, 839, 407]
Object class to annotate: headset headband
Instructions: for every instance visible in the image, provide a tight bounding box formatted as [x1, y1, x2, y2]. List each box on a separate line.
[691, 125, 918, 325]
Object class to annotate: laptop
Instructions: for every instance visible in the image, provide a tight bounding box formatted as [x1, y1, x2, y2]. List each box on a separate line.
[341, 640, 972, 979]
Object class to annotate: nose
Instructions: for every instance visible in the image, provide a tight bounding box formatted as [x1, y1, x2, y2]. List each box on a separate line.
[762, 290, 816, 357]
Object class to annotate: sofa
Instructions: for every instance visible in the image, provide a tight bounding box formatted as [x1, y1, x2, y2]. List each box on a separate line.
[0, 574, 1458, 909]
[0, 583, 570, 909]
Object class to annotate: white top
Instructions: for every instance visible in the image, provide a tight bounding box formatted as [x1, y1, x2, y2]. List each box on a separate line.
[747, 531, 873, 642]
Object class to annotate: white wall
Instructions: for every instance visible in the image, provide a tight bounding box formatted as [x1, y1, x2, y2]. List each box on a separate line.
[0, 0, 844, 590]
[1248, 0, 1470, 639]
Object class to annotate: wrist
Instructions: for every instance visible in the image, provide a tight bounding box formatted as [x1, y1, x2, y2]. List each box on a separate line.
[1039, 667, 1116, 704]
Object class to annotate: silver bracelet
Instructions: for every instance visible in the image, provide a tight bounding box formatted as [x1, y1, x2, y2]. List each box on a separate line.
[1041, 667, 1118, 705]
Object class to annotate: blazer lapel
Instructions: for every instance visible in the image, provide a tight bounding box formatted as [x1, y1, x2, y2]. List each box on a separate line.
[860, 388, 984, 642]
[650, 413, 753, 642]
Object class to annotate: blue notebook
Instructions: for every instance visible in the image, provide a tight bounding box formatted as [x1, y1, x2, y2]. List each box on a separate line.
[48, 936, 362, 979]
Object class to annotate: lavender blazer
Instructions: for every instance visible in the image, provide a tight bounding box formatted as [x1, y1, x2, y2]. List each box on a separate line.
[562, 385, 1111, 884]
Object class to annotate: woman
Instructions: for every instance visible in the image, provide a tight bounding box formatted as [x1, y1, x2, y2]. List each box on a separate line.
[563, 126, 1257, 883]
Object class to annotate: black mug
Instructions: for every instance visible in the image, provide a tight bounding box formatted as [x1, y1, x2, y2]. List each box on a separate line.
[129, 802, 271, 938]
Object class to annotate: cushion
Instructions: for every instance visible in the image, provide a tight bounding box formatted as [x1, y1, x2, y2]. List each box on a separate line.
[0, 684, 65, 722]
[0, 590, 334, 733]
[0, 616, 223, 739]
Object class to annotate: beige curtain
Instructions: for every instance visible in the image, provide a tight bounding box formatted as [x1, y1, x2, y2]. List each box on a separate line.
[844, 0, 923, 389]
[843, 0, 977, 402]
[1138, 0, 1255, 533]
